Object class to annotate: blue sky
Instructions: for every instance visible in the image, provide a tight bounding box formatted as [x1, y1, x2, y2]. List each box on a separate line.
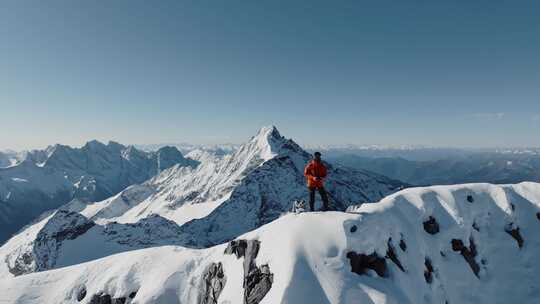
[1, 1, 539, 150]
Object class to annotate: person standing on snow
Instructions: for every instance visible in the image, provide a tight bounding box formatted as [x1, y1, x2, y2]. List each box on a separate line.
[304, 152, 330, 211]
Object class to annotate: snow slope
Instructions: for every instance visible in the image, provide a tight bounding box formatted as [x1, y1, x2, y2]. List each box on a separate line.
[1, 182, 539, 303]
[0, 141, 197, 244]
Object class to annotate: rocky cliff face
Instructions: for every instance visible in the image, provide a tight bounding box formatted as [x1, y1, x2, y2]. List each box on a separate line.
[2, 210, 186, 276]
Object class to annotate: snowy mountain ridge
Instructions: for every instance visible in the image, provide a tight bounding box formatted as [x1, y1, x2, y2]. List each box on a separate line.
[75, 126, 403, 246]
[0, 141, 197, 244]
[1, 182, 539, 303]
[0, 126, 404, 280]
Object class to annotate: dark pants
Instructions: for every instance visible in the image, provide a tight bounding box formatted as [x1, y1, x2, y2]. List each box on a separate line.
[309, 187, 329, 211]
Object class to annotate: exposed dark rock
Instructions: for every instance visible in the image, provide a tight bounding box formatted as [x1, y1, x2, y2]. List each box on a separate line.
[224, 239, 273, 304]
[451, 238, 480, 277]
[505, 224, 524, 248]
[88, 293, 127, 304]
[467, 195, 474, 203]
[224, 239, 248, 259]
[423, 216, 440, 235]
[440, 251, 446, 258]
[472, 222, 480, 232]
[424, 258, 434, 284]
[245, 264, 273, 304]
[198, 262, 226, 304]
[129, 291, 137, 299]
[77, 286, 87, 302]
[89, 293, 112, 304]
[510, 203, 515, 211]
[399, 239, 407, 252]
[49, 212, 96, 243]
[7, 252, 35, 276]
[536, 212, 540, 221]
[350, 225, 357, 233]
[385, 239, 405, 272]
[451, 239, 464, 251]
[242, 240, 260, 276]
[346, 251, 387, 278]
[8, 211, 96, 276]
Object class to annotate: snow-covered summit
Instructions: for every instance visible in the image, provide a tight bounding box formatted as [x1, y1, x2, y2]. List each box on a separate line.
[77, 127, 402, 243]
[1, 182, 539, 303]
[246, 125, 295, 161]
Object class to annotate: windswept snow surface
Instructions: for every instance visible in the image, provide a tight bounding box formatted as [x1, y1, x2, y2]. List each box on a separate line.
[1, 182, 540, 303]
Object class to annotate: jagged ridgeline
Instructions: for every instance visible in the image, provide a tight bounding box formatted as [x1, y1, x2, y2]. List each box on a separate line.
[0, 141, 198, 244]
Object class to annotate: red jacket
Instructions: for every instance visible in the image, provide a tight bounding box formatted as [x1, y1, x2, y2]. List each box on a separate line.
[304, 160, 328, 189]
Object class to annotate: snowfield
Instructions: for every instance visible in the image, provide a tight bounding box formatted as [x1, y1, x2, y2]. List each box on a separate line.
[1, 182, 540, 304]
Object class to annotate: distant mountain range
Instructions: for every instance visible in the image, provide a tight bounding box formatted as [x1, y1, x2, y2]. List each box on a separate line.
[0, 141, 197, 244]
[330, 152, 540, 186]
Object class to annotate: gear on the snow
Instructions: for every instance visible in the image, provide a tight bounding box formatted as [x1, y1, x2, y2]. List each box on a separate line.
[291, 200, 307, 213]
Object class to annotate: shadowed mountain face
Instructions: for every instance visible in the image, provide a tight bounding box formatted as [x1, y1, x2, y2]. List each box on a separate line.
[0, 141, 198, 244]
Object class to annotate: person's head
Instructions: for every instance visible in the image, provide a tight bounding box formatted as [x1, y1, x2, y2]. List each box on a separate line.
[313, 151, 322, 162]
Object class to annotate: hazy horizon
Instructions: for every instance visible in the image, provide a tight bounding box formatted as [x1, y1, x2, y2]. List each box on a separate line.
[3, 125, 540, 153]
[1, 1, 539, 150]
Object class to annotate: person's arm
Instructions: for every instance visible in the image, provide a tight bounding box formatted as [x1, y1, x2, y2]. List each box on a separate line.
[320, 164, 328, 179]
[304, 163, 313, 178]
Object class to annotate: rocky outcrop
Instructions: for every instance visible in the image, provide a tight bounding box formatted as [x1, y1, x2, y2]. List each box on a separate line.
[386, 238, 404, 272]
[346, 251, 387, 278]
[451, 238, 480, 277]
[198, 262, 226, 304]
[224, 239, 249, 258]
[424, 258, 434, 284]
[88, 293, 128, 304]
[102, 214, 183, 246]
[224, 239, 273, 304]
[505, 223, 524, 248]
[76, 286, 87, 302]
[423, 216, 440, 235]
[7, 210, 95, 276]
[83, 290, 136, 304]
[6, 213, 188, 276]
[399, 238, 407, 251]
[245, 264, 273, 304]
